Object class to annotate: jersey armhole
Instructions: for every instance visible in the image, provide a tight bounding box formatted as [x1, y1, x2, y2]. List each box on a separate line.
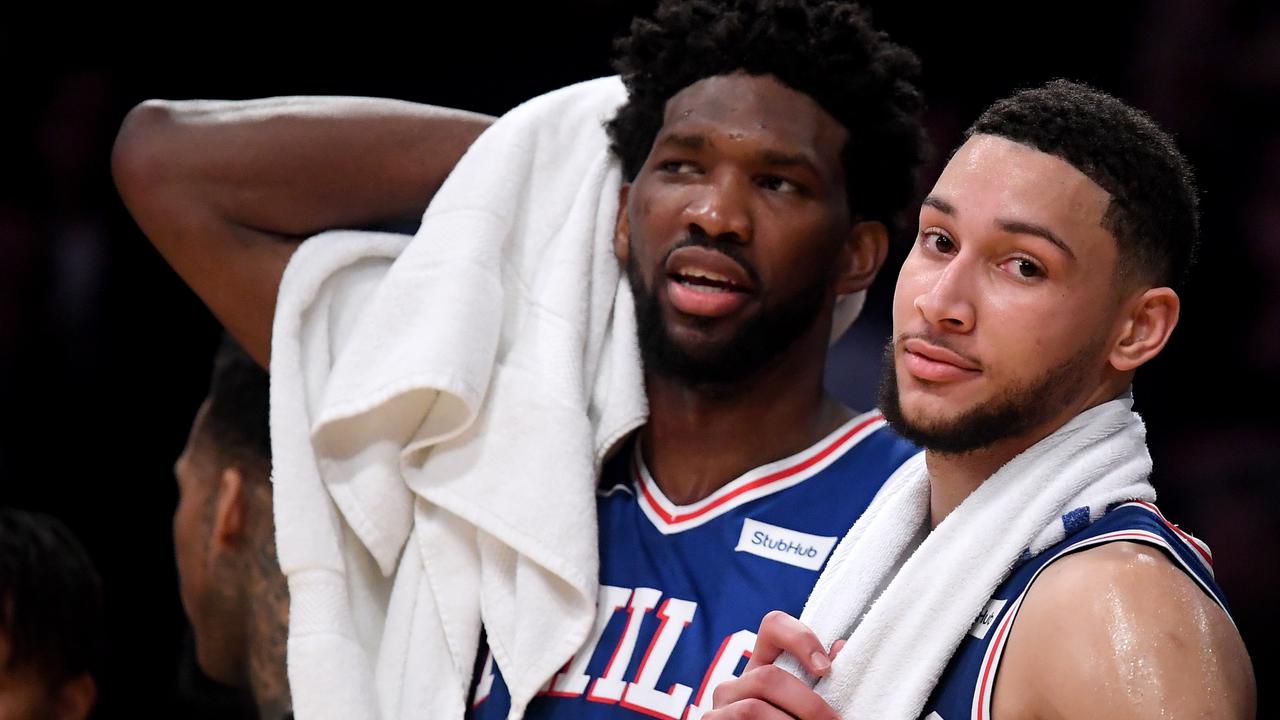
[973, 529, 1231, 720]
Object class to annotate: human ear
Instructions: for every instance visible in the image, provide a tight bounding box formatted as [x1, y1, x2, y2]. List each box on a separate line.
[53, 673, 96, 720]
[210, 466, 247, 552]
[835, 220, 889, 295]
[613, 183, 632, 265]
[1109, 287, 1180, 372]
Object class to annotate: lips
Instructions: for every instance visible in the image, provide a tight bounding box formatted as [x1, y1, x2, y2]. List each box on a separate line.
[666, 246, 755, 290]
[663, 246, 756, 318]
[901, 337, 981, 383]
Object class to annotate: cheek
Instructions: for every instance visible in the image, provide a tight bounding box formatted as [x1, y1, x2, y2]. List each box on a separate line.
[979, 291, 1101, 369]
[0, 677, 51, 719]
[891, 279, 912, 328]
[172, 496, 205, 607]
[173, 493, 197, 549]
[891, 252, 929, 329]
[759, 214, 847, 281]
[629, 184, 681, 241]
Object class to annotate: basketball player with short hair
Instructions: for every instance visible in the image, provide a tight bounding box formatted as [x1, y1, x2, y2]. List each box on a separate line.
[173, 338, 291, 720]
[706, 81, 1256, 719]
[114, 2, 931, 718]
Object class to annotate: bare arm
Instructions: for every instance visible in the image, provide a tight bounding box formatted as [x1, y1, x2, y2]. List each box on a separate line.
[995, 542, 1256, 719]
[111, 96, 495, 366]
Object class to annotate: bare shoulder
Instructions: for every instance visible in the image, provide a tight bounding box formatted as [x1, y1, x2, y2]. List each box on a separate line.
[992, 541, 1255, 719]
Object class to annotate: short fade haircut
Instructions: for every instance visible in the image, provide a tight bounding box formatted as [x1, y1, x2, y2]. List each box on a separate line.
[199, 335, 271, 473]
[966, 79, 1199, 290]
[606, 0, 928, 228]
[0, 509, 103, 684]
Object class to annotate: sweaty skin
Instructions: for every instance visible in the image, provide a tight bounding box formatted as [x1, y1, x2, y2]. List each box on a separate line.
[707, 132, 1256, 719]
[617, 73, 887, 505]
[992, 542, 1255, 719]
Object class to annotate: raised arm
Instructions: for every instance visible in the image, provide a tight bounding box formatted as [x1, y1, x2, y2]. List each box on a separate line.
[111, 96, 494, 366]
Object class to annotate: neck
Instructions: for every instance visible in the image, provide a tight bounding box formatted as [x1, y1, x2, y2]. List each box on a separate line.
[244, 556, 291, 720]
[641, 326, 850, 505]
[925, 386, 1128, 528]
[924, 434, 1033, 529]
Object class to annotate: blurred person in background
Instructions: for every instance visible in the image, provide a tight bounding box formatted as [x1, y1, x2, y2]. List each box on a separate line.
[0, 509, 101, 720]
[172, 337, 290, 720]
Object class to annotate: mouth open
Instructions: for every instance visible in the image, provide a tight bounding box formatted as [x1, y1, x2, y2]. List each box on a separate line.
[671, 268, 749, 293]
[664, 246, 756, 318]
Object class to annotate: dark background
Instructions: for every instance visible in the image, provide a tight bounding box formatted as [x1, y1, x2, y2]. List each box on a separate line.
[2, 3, 1276, 716]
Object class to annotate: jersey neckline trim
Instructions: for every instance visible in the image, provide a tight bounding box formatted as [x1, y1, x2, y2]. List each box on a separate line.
[632, 410, 887, 535]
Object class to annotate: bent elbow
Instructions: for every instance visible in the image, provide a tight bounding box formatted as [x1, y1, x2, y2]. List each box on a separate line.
[111, 99, 178, 201]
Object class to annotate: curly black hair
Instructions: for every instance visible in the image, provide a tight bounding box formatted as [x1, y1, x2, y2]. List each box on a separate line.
[606, 0, 927, 228]
[967, 79, 1199, 290]
[0, 509, 103, 684]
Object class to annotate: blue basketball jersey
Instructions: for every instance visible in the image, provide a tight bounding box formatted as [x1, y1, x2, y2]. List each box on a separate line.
[468, 411, 920, 720]
[922, 501, 1231, 720]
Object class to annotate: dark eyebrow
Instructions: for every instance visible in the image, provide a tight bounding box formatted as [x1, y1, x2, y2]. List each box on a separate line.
[997, 219, 1076, 259]
[759, 149, 817, 171]
[657, 133, 707, 151]
[924, 195, 1075, 259]
[922, 195, 955, 215]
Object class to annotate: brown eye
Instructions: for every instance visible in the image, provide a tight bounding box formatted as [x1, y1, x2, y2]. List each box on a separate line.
[658, 160, 699, 174]
[998, 256, 1045, 279]
[757, 175, 800, 193]
[931, 234, 954, 253]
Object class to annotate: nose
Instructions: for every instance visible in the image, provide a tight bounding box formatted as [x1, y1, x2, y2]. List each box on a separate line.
[913, 257, 976, 333]
[683, 172, 752, 244]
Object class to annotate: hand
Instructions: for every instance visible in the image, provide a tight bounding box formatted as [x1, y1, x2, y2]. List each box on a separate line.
[704, 611, 845, 719]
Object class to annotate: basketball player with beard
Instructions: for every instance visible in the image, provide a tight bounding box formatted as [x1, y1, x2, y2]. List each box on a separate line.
[706, 81, 1256, 719]
[113, 2, 930, 718]
[172, 338, 291, 720]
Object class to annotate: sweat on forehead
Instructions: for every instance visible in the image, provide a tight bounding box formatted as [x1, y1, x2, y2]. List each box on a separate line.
[663, 75, 839, 130]
[657, 74, 849, 177]
[605, 0, 928, 226]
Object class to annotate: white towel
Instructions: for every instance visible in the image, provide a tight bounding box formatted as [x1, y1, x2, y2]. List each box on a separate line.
[270, 74, 876, 720]
[776, 397, 1156, 718]
[270, 76, 645, 720]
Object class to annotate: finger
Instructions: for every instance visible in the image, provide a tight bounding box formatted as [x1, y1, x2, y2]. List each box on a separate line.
[829, 638, 846, 661]
[712, 665, 840, 720]
[744, 610, 832, 676]
[700, 698, 795, 720]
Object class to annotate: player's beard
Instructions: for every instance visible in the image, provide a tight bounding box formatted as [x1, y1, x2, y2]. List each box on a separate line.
[627, 234, 830, 388]
[877, 334, 1103, 455]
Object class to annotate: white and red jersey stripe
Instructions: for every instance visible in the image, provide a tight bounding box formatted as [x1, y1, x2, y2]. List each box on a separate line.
[633, 411, 889, 534]
[922, 502, 1231, 720]
[471, 411, 920, 720]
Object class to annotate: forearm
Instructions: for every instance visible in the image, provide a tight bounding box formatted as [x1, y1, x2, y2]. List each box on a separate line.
[111, 95, 493, 366]
[112, 95, 494, 237]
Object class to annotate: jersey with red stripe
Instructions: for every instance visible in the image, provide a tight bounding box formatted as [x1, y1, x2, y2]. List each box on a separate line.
[922, 501, 1231, 720]
[467, 410, 919, 720]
